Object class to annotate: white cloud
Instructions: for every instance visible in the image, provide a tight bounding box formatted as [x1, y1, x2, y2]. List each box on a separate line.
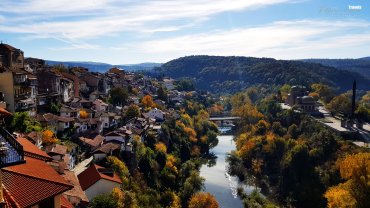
[137, 20, 370, 61]
[0, 0, 295, 42]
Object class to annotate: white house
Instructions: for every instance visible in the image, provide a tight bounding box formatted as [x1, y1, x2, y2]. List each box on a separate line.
[78, 164, 122, 201]
[148, 108, 165, 121]
[93, 99, 108, 112]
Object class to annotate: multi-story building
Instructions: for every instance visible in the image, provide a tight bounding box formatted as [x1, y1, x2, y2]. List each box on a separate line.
[0, 43, 37, 114]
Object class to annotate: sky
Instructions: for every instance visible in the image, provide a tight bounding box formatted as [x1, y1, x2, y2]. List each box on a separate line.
[0, 0, 369, 64]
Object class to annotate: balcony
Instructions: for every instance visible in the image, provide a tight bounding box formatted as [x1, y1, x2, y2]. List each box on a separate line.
[0, 127, 25, 168]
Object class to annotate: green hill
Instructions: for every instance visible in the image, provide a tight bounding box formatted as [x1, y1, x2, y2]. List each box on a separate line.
[301, 57, 370, 79]
[155, 55, 370, 93]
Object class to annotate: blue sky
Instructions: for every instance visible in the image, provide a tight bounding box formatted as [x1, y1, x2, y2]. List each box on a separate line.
[0, 0, 369, 64]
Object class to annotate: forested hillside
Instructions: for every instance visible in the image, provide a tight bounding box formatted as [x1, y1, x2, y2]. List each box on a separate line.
[155, 56, 370, 94]
[302, 57, 370, 79]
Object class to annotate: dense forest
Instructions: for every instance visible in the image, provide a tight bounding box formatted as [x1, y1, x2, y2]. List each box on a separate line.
[302, 57, 370, 79]
[155, 56, 370, 94]
[224, 86, 370, 208]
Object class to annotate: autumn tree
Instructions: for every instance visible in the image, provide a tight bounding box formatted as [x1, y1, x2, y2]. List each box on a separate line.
[311, 83, 335, 103]
[107, 156, 130, 185]
[326, 92, 352, 117]
[79, 109, 89, 119]
[142, 95, 156, 108]
[42, 129, 59, 145]
[325, 152, 370, 208]
[188, 192, 219, 208]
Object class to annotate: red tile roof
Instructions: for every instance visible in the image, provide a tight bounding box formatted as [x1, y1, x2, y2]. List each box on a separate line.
[61, 171, 89, 204]
[78, 164, 122, 191]
[61, 195, 74, 208]
[3, 156, 73, 207]
[0, 107, 12, 116]
[17, 137, 52, 161]
[45, 144, 68, 156]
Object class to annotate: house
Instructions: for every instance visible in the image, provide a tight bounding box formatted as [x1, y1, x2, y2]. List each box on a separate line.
[3, 156, 73, 208]
[26, 131, 43, 148]
[93, 99, 108, 112]
[92, 142, 121, 161]
[0, 43, 37, 114]
[3, 138, 73, 208]
[36, 113, 58, 132]
[57, 116, 75, 132]
[100, 112, 119, 129]
[45, 143, 68, 161]
[163, 78, 175, 90]
[60, 105, 79, 118]
[286, 86, 317, 112]
[61, 170, 89, 207]
[36, 69, 62, 106]
[148, 108, 165, 121]
[17, 137, 52, 161]
[79, 134, 104, 152]
[78, 164, 122, 201]
[60, 77, 74, 103]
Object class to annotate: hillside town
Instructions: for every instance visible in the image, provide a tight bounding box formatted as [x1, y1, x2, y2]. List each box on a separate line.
[0, 43, 214, 207]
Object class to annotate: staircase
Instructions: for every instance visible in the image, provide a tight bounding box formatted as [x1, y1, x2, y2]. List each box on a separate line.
[0, 127, 25, 168]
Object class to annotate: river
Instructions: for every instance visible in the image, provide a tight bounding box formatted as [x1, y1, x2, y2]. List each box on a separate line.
[200, 135, 252, 208]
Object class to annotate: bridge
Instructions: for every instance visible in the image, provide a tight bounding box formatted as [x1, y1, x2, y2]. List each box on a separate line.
[209, 116, 241, 121]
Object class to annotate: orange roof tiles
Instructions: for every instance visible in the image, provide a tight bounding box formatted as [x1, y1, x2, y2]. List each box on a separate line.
[17, 137, 52, 161]
[78, 164, 122, 191]
[3, 156, 72, 207]
[61, 195, 74, 208]
[61, 171, 89, 204]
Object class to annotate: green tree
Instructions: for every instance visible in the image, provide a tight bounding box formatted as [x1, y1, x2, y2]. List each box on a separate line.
[326, 92, 352, 117]
[90, 193, 118, 208]
[311, 83, 335, 103]
[157, 85, 168, 102]
[109, 87, 128, 106]
[6, 112, 42, 133]
[125, 104, 140, 120]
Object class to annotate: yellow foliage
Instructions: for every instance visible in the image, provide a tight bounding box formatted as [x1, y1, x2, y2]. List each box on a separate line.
[166, 154, 178, 174]
[176, 120, 186, 130]
[338, 152, 370, 181]
[142, 95, 156, 108]
[155, 142, 167, 154]
[111, 187, 124, 208]
[42, 130, 59, 145]
[325, 184, 357, 208]
[208, 104, 224, 115]
[79, 110, 89, 118]
[167, 192, 181, 208]
[191, 146, 201, 157]
[252, 159, 263, 175]
[188, 192, 219, 208]
[200, 135, 208, 143]
[237, 139, 256, 159]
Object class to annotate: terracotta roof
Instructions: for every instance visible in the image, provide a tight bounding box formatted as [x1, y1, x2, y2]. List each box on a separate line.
[61, 171, 89, 204]
[79, 135, 104, 148]
[26, 131, 42, 143]
[58, 116, 75, 123]
[3, 188, 21, 208]
[17, 137, 52, 161]
[45, 144, 68, 156]
[3, 156, 72, 207]
[0, 107, 12, 116]
[61, 195, 74, 208]
[93, 142, 120, 154]
[78, 164, 122, 191]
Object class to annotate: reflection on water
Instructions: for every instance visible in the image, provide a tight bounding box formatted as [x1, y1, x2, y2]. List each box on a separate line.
[200, 135, 245, 208]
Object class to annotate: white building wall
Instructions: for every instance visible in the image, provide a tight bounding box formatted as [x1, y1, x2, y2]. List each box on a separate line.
[85, 179, 121, 201]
